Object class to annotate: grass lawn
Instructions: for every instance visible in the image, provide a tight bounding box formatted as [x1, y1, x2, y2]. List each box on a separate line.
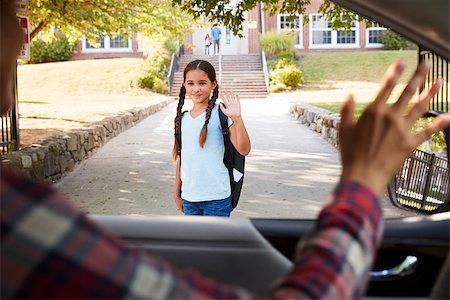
[298, 50, 417, 84]
[306, 101, 367, 118]
[278, 50, 420, 116]
[17, 58, 167, 123]
[17, 58, 170, 147]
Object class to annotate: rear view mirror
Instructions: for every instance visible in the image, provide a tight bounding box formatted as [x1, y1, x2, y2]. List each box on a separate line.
[388, 111, 450, 214]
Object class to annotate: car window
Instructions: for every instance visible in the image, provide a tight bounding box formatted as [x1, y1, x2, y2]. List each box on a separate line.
[8, 0, 449, 221]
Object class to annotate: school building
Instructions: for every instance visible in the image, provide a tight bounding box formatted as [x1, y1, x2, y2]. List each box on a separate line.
[70, 0, 386, 60]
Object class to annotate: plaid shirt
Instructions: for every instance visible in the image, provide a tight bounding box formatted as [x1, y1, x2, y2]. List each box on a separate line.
[1, 165, 382, 299]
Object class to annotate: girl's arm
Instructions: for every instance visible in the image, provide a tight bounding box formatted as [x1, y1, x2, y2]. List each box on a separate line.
[219, 91, 251, 155]
[173, 158, 183, 213]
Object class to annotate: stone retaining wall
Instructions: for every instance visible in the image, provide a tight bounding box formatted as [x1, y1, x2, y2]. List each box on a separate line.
[289, 103, 341, 148]
[2, 98, 172, 182]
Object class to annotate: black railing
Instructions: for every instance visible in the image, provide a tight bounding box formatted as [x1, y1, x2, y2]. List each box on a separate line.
[388, 49, 449, 213]
[1, 64, 20, 155]
[419, 47, 449, 112]
[389, 149, 449, 213]
[167, 44, 184, 96]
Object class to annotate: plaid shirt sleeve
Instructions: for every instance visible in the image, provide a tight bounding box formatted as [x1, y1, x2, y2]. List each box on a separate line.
[1, 166, 381, 299]
[270, 181, 383, 299]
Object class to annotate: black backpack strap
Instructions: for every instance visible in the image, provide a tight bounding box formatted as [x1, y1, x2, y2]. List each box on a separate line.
[218, 106, 229, 138]
[218, 106, 233, 176]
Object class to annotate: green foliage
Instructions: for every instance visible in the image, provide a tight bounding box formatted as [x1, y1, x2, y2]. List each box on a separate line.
[270, 65, 303, 88]
[274, 57, 297, 70]
[261, 31, 302, 91]
[173, 0, 366, 36]
[270, 82, 287, 93]
[137, 43, 171, 94]
[259, 31, 295, 57]
[414, 118, 447, 156]
[27, 0, 194, 44]
[379, 30, 409, 50]
[29, 32, 74, 64]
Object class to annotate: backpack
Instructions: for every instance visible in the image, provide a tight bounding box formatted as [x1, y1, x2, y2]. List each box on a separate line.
[218, 108, 245, 211]
[176, 108, 245, 211]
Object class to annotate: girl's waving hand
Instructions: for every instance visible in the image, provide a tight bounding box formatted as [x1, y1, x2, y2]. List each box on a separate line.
[219, 91, 241, 118]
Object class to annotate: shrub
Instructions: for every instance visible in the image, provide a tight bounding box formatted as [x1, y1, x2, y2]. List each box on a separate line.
[153, 78, 169, 94]
[270, 82, 287, 93]
[273, 57, 297, 70]
[270, 65, 303, 88]
[260, 31, 295, 57]
[379, 30, 409, 50]
[137, 75, 155, 89]
[137, 42, 172, 94]
[29, 32, 73, 63]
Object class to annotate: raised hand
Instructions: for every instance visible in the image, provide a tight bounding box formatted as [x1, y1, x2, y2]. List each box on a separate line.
[339, 61, 450, 197]
[219, 91, 241, 119]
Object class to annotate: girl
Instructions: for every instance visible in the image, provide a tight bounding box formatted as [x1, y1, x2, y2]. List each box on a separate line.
[173, 60, 251, 216]
[204, 34, 212, 55]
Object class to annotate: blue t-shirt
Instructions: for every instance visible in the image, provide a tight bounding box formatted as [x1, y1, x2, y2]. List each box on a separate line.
[211, 28, 221, 41]
[180, 104, 232, 202]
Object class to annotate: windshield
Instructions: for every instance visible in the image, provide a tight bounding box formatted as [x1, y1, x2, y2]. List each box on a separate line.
[8, 0, 449, 220]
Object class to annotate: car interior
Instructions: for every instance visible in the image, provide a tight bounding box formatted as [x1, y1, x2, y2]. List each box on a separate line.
[86, 0, 449, 298]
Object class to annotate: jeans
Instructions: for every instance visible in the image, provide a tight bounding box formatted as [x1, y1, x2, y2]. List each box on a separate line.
[213, 39, 220, 55]
[183, 196, 231, 217]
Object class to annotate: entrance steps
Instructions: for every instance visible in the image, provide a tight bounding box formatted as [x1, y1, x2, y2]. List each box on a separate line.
[170, 54, 268, 99]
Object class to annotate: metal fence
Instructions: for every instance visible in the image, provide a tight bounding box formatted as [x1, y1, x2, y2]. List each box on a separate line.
[390, 149, 449, 213]
[419, 47, 449, 112]
[388, 49, 449, 214]
[1, 65, 19, 155]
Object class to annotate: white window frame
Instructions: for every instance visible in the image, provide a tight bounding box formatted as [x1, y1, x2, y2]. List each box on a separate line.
[277, 14, 304, 49]
[137, 33, 144, 52]
[309, 13, 360, 49]
[366, 22, 386, 48]
[82, 34, 132, 53]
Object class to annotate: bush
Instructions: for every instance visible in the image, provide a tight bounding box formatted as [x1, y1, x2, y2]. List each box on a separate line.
[270, 65, 303, 88]
[137, 43, 172, 94]
[270, 82, 287, 93]
[153, 78, 169, 94]
[137, 75, 155, 89]
[273, 57, 297, 70]
[29, 32, 73, 64]
[260, 31, 295, 57]
[379, 30, 409, 50]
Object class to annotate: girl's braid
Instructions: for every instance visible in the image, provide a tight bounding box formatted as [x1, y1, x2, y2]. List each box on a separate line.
[199, 85, 219, 147]
[172, 85, 186, 160]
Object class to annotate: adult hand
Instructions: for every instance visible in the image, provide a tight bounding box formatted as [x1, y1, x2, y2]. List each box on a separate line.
[174, 197, 184, 213]
[219, 91, 242, 120]
[339, 60, 450, 197]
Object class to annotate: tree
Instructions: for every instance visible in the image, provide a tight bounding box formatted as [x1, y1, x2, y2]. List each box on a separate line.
[26, 0, 194, 43]
[172, 0, 363, 37]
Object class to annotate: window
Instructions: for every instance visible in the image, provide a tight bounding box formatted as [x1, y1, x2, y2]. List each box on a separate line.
[309, 14, 359, 48]
[110, 34, 129, 49]
[366, 22, 386, 47]
[278, 14, 303, 48]
[82, 33, 132, 53]
[86, 36, 106, 49]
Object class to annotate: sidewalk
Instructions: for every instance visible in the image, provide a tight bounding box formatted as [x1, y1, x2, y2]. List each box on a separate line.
[56, 97, 412, 219]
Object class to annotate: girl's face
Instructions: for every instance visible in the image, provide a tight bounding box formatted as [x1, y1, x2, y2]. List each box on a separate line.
[184, 69, 217, 105]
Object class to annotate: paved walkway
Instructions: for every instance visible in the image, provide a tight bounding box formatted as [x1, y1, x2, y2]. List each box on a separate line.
[56, 97, 411, 219]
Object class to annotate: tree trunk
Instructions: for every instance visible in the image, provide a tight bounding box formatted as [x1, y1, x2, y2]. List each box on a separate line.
[30, 20, 49, 41]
